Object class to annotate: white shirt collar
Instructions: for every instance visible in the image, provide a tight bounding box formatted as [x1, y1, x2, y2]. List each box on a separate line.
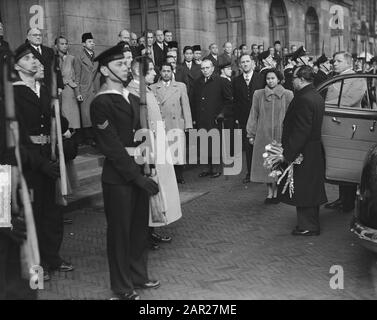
[243, 71, 253, 79]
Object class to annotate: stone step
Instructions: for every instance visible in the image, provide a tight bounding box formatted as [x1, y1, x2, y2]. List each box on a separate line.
[76, 167, 102, 187]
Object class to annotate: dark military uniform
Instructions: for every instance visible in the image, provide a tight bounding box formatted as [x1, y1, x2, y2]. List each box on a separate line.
[13, 82, 68, 270]
[90, 91, 150, 295]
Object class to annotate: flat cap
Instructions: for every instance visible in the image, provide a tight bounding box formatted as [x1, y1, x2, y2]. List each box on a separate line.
[192, 45, 201, 52]
[183, 46, 193, 53]
[167, 41, 178, 49]
[258, 50, 271, 61]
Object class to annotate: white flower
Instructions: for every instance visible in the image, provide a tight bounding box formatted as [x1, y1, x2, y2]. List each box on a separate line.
[263, 152, 269, 159]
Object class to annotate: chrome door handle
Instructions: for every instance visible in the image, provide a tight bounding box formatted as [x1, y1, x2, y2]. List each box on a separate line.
[351, 125, 357, 139]
[332, 117, 341, 124]
[370, 120, 376, 132]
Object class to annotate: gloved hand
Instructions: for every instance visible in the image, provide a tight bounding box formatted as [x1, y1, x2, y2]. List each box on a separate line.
[41, 161, 60, 179]
[0, 216, 27, 245]
[134, 176, 159, 195]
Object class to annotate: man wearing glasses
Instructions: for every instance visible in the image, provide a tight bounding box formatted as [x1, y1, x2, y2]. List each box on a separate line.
[26, 28, 64, 93]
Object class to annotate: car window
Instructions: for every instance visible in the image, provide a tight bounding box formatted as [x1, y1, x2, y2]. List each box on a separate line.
[324, 77, 370, 110]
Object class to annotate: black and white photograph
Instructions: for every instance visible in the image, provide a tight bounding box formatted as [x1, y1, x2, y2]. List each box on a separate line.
[1, 0, 377, 304]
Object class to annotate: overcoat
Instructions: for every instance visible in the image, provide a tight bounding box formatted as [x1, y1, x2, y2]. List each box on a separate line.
[74, 49, 100, 127]
[192, 74, 233, 130]
[246, 85, 293, 183]
[150, 80, 193, 165]
[280, 84, 328, 207]
[60, 54, 80, 129]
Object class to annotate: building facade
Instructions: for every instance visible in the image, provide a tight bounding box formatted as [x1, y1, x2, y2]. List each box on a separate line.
[0, 0, 376, 58]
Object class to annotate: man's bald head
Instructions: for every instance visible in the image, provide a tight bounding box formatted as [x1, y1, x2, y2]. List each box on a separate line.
[119, 29, 130, 43]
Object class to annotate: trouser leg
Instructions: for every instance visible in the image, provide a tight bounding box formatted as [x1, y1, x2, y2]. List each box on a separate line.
[297, 206, 320, 232]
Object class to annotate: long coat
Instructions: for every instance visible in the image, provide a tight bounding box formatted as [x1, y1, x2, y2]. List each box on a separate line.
[246, 85, 293, 183]
[180, 61, 202, 110]
[192, 74, 233, 130]
[280, 84, 328, 207]
[60, 54, 80, 129]
[74, 49, 100, 128]
[150, 80, 193, 165]
[125, 81, 182, 227]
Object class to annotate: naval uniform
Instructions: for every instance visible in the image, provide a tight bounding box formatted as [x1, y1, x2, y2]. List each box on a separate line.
[90, 90, 150, 295]
[13, 81, 69, 270]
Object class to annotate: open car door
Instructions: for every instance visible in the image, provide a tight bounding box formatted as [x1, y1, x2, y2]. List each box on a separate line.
[317, 73, 377, 185]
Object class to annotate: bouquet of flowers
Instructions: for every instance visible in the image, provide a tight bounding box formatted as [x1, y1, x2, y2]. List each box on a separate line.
[263, 141, 304, 198]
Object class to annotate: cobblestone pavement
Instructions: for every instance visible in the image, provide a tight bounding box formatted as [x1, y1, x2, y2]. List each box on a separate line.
[39, 165, 377, 300]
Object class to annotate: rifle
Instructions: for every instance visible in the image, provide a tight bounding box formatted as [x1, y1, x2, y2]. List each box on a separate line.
[50, 51, 68, 204]
[2, 49, 40, 279]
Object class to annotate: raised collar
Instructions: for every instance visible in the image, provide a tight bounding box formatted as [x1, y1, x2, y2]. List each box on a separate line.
[264, 84, 285, 100]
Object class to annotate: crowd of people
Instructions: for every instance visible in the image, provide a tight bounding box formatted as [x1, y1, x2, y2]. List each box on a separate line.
[1, 20, 377, 300]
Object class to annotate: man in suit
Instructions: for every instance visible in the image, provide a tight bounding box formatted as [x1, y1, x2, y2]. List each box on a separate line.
[0, 22, 9, 50]
[163, 30, 173, 46]
[180, 46, 202, 113]
[192, 59, 233, 178]
[91, 46, 160, 300]
[204, 43, 220, 75]
[166, 54, 187, 84]
[153, 30, 168, 70]
[74, 32, 100, 146]
[142, 31, 155, 64]
[279, 66, 327, 236]
[26, 28, 64, 93]
[150, 63, 193, 184]
[119, 29, 140, 58]
[325, 52, 367, 213]
[232, 54, 258, 184]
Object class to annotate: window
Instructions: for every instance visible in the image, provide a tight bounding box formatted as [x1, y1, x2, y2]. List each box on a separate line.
[130, 0, 177, 37]
[305, 7, 320, 56]
[269, 0, 288, 47]
[216, 0, 245, 48]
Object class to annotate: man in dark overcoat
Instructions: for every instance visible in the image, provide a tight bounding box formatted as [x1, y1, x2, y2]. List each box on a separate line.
[279, 66, 327, 236]
[192, 59, 233, 178]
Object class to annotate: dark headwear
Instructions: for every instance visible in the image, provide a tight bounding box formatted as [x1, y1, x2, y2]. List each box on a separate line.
[14, 43, 33, 62]
[167, 41, 178, 49]
[274, 40, 281, 45]
[315, 54, 329, 67]
[291, 46, 307, 62]
[94, 44, 129, 66]
[258, 50, 270, 61]
[219, 62, 231, 70]
[82, 32, 94, 43]
[183, 46, 193, 53]
[192, 45, 201, 52]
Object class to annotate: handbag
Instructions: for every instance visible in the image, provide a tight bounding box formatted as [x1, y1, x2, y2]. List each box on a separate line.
[149, 169, 168, 225]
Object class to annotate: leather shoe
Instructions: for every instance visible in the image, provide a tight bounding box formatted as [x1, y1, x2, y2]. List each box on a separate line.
[57, 261, 74, 272]
[325, 199, 342, 210]
[291, 228, 320, 236]
[43, 270, 51, 282]
[151, 232, 172, 243]
[150, 241, 160, 250]
[177, 178, 186, 184]
[135, 280, 161, 290]
[111, 291, 140, 300]
[243, 175, 251, 184]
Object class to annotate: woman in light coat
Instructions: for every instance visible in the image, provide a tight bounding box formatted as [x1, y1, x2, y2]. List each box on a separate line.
[246, 69, 293, 204]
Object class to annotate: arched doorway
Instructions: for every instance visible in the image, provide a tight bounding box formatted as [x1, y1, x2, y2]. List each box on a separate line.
[130, 0, 177, 36]
[216, 0, 245, 48]
[305, 7, 320, 56]
[269, 0, 288, 47]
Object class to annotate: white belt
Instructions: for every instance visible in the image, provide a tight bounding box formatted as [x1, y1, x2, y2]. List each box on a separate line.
[30, 135, 51, 145]
[125, 147, 141, 157]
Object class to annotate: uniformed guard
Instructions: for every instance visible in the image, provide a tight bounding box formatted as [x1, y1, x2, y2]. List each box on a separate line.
[90, 44, 160, 300]
[13, 42, 73, 281]
[314, 54, 332, 89]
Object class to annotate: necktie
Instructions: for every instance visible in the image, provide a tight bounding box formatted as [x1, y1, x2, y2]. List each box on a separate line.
[37, 46, 42, 54]
[245, 76, 250, 86]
